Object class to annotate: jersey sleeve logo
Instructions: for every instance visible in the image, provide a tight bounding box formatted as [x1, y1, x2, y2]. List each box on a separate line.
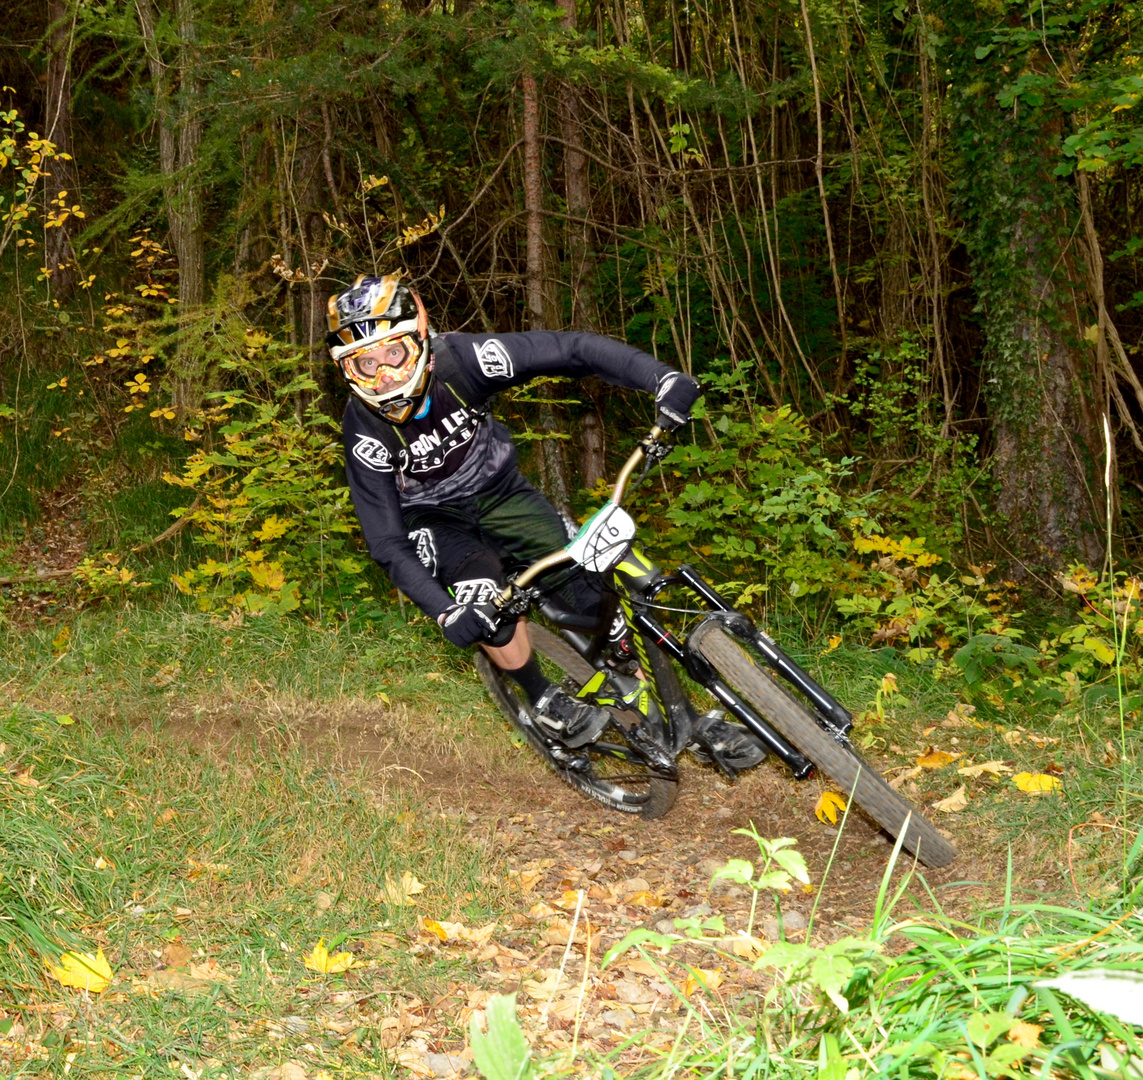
[474, 339, 514, 379]
[351, 433, 394, 472]
[452, 577, 500, 605]
[407, 528, 438, 574]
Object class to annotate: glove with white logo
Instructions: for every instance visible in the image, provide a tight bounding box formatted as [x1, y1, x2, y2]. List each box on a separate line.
[655, 371, 701, 431]
[438, 601, 501, 648]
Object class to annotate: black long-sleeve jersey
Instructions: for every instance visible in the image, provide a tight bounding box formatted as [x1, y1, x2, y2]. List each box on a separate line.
[342, 329, 698, 621]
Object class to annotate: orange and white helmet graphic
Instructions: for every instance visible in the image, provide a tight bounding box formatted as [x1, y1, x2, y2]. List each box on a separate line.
[326, 274, 432, 423]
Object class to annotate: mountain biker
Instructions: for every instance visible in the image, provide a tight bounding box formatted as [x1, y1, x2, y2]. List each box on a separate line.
[329, 274, 757, 764]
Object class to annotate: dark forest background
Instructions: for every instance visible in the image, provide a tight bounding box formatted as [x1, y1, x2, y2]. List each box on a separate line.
[1, 0, 1141, 676]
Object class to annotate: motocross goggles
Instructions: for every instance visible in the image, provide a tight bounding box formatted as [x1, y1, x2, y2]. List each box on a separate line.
[338, 333, 424, 393]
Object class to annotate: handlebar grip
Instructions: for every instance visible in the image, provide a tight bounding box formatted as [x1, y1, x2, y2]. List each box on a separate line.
[478, 601, 516, 648]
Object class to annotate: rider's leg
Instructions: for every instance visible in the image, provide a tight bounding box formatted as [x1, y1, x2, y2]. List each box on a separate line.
[403, 478, 609, 747]
[483, 618, 530, 670]
[483, 621, 552, 707]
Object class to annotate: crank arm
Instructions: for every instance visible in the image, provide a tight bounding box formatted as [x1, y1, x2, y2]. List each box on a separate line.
[618, 719, 679, 780]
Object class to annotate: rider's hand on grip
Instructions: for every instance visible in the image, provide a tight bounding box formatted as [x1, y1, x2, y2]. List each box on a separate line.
[654, 371, 700, 431]
[438, 601, 502, 648]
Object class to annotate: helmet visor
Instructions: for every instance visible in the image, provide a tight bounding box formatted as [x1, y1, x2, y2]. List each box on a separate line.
[340, 334, 422, 393]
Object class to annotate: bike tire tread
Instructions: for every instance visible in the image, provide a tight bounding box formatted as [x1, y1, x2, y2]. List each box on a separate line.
[693, 624, 957, 869]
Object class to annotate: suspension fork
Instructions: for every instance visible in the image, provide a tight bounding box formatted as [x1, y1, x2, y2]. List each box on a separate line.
[670, 565, 854, 736]
[624, 600, 815, 780]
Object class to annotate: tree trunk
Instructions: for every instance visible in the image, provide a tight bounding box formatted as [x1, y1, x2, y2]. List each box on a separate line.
[44, 0, 80, 300]
[522, 71, 546, 331]
[945, 12, 1106, 573]
[989, 210, 1106, 570]
[554, 0, 595, 331]
[522, 69, 570, 512]
[136, 0, 206, 412]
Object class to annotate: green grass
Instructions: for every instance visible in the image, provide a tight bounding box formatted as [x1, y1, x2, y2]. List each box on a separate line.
[0, 597, 512, 1077]
[472, 839, 1143, 1080]
[0, 595, 488, 715]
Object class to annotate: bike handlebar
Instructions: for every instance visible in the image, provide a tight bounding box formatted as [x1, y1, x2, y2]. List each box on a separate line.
[497, 426, 665, 598]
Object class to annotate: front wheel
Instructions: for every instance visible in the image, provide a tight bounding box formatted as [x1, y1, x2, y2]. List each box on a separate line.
[476, 624, 678, 819]
[692, 624, 957, 869]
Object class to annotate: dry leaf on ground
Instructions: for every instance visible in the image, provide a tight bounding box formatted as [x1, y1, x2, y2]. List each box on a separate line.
[957, 760, 1012, 779]
[917, 747, 960, 769]
[814, 790, 847, 824]
[422, 919, 497, 946]
[186, 958, 233, 982]
[624, 890, 664, 908]
[522, 969, 572, 999]
[161, 942, 193, 969]
[931, 785, 969, 813]
[1013, 772, 1062, 794]
[303, 939, 362, 973]
[383, 871, 425, 906]
[250, 1062, 309, 1080]
[46, 948, 113, 993]
[683, 969, 724, 996]
[887, 766, 923, 791]
[1008, 1021, 1043, 1048]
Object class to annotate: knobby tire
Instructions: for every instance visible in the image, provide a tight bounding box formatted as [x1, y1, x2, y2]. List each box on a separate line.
[693, 624, 957, 869]
[476, 624, 678, 819]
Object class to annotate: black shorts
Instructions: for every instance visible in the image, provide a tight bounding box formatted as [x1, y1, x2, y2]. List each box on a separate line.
[402, 469, 601, 616]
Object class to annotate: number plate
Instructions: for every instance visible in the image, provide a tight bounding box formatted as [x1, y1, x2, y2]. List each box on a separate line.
[565, 502, 636, 573]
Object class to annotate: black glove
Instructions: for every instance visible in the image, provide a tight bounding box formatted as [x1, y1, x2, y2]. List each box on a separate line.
[655, 371, 700, 431]
[438, 601, 501, 648]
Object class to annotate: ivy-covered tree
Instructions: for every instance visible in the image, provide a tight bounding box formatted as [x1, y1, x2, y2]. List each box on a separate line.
[941, 0, 1131, 572]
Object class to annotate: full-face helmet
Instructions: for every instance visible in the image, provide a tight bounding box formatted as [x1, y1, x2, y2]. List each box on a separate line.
[326, 274, 432, 424]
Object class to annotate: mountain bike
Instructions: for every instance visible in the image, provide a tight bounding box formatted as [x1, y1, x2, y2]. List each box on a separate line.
[474, 426, 958, 870]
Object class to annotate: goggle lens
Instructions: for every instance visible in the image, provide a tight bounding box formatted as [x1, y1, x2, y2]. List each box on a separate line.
[341, 335, 421, 391]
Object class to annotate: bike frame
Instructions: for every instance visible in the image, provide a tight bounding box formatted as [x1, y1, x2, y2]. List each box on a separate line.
[493, 429, 856, 784]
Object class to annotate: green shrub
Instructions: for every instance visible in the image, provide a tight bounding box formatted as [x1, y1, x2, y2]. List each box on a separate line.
[649, 393, 878, 610]
[164, 380, 367, 618]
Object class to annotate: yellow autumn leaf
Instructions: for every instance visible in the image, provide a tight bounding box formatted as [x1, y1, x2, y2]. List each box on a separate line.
[1084, 637, 1116, 664]
[554, 889, 584, 911]
[917, 746, 960, 769]
[1013, 772, 1062, 794]
[248, 561, 286, 591]
[932, 785, 969, 813]
[303, 938, 360, 973]
[422, 919, 450, 942]
[1008, 1021, 1043, 1048]
[382, 871, 425, 906]
[880, 672, 898, 695]
[422, 919, 497, 946]
[814, 790, 847, 824]
[47, 947, 113, 992]
[625, 890, 664, 909]
[253, 514, 291, 542]
[683, 968, 724, 996]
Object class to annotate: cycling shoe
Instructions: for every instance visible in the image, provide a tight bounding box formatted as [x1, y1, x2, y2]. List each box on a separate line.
[688, 709, 768, 777]
[533, 687, 611, 748]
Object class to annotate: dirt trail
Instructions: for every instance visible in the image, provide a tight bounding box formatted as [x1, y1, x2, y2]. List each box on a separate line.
[165, 696, 996, 938]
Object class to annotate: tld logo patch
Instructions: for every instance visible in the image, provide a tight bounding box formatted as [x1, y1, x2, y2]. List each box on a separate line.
[474, 339, 514, 379]
[407, 528, 437, 574]
[352, 434, 393, 472]
[452, 577, 500, 605]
